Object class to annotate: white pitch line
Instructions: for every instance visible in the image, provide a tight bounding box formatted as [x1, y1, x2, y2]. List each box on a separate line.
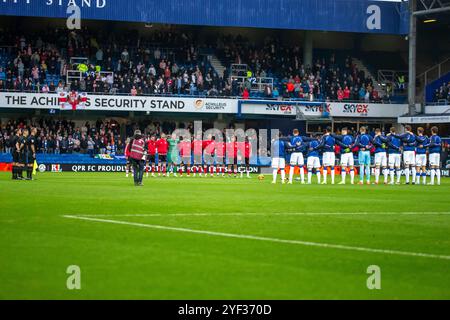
[62, 215, 450, 261]
[69, 212, 450, 218]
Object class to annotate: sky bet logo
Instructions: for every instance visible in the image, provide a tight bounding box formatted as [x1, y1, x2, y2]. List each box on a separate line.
[2, 0, 107, 9]
[343, 103, 369, 115]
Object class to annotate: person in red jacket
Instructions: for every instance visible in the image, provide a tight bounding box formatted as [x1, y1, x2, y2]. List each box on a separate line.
[242, 88, 250, 99]
[146, 134, 157, 177]
[156, 133, 169, 176]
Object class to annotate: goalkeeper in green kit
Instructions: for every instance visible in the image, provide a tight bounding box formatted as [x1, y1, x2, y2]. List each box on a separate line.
[167, 133, 180, 177]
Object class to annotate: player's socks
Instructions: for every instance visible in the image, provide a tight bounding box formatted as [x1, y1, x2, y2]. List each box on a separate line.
[12, 166, 16, 179]
[422, 172, 426, 184]
[18, 167, 23, 179]
[300, 167, 305, 183]
[375, 168, 380, 183]
[366, 166, 370, 183]
[281, 169, 286, 183]
[27, 167, 32, 179]
[330, 167, 335, 184]
[396, 169, 401, 183]
[389, 168, 394, 183]
[430, 169, 435, 184]
[383, 168, 388, 183]
[322, 168, 327, 184]
[404, 168, 410, 183]
[307, 170, 312, 184]
[316, 170, 321, 184]
[436, 169, 441, 185]
[289, 167, 295, 183]
[350, 169, 355, 184]
[359, 165, 365, 182]
[272, 169, 277, 183]
[341, 169, 347, 183]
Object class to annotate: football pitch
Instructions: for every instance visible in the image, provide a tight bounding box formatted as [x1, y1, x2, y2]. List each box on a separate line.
[0, 172, 449, 300]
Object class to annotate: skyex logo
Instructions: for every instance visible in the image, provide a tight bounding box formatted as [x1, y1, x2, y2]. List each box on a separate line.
[343, 104, 369, 115]
[266, 104, 293, 114]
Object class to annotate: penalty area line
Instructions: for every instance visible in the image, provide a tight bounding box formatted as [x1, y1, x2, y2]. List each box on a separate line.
[62, 215, 450, 261]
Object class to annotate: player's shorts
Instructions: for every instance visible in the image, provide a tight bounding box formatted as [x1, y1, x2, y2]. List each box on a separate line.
[158, 154, 167, 163]
[307, 156, 321, 169]
[147, 154, 156, 163]
[403, 150, 416, 166]
[415, 154, 427, 167]
[12, 151, 19, 163]
[271, 157, 286, 169]
[340, 153, 354, 167]
[429, 153, 440, 167]
[374, 152, 387, 167]
[358, 151, 371, 166]
[388, 153, 401, 167]
[322, 152, 335, 167]
[290, 152, 304, 166]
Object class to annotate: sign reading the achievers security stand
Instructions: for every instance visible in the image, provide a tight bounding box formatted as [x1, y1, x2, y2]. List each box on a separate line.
[0, 92, 237, 113]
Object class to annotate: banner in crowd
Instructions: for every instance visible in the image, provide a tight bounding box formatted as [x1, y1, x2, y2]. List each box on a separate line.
[0, 92, 238, 114]
[240, 101, 414, 118]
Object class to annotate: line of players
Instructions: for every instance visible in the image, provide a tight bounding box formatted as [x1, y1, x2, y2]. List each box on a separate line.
[272, 125, 442, 185]
[9, 127, 38, 180]
[125, 133, 253, 178]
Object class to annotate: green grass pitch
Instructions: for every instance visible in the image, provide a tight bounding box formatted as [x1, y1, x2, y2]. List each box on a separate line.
[0, 172, 449, 300]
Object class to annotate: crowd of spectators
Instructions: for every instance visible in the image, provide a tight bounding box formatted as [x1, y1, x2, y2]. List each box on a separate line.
[0, 26, 386, 102]
[218, 34, 383, 102]
[432, 81, 450, 103]
[0, 118, 124, 155]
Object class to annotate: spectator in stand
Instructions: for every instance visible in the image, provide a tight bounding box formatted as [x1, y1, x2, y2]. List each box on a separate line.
[242, 87, 250, 99]
[343, 86, 351, 100]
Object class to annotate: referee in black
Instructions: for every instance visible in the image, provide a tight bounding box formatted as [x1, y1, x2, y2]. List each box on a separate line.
[24, 128, 37, 180]
[10, 128, 22, 180]
[17, 129, 28, 180]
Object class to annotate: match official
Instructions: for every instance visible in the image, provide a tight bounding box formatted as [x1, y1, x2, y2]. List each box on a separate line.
[126, 130, 147, 186]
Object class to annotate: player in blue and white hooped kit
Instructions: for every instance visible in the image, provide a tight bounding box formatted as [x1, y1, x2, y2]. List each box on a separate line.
[386, 127, 402, 185]
[415, 127, 429, 185]
[354, 126, 373, 185]
[332, 127, 355, 184]
[314, 126, 336, 184]
[391, 125, 417, 185]
[428, 126, 442, 186]
[287, 129, 306, 184]
[304, 135, 322, 184]
[372, 128, 389, 185]
[271, 133, 287, 184]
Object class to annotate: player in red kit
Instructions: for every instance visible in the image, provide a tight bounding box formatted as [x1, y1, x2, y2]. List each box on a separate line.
[226, 136, 238, 178]
[156, 133, 169, 176]
[178, 137, 192, 177]
[203, 134, 215, 177]
[146, 134, 157, 177]
[215, 138, 226, 177]
[192, 135, 204, 176]
[237, 137, 252, 178]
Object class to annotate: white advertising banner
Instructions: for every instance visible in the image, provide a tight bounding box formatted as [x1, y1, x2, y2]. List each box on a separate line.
[241, 101, 412, 118]
[0, 92, 238, 114]
[424, 104, 450, 115]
